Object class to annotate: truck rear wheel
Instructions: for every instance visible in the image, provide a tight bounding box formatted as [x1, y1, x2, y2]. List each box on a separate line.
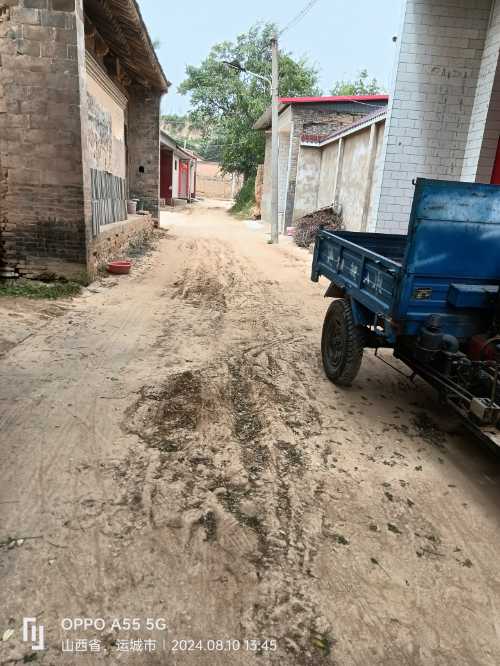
[321, 298, 365, 386]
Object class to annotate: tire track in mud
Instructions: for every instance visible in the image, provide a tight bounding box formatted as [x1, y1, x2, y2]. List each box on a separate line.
[119, 237, 335, 664]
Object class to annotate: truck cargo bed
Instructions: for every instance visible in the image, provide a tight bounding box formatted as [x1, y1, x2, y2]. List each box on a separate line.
[330, 231, 408, 265]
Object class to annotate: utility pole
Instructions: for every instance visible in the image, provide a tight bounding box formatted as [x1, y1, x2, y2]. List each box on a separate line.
[222, 49, 279, 242]
[270, 32, 279, 244]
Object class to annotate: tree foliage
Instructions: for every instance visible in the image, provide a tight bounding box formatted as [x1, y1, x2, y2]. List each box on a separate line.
[330, 69, 383, 96]
[178, 23, 320, 178]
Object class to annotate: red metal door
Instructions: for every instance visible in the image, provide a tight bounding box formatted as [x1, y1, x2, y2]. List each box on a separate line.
[491, 137, 500, 184]
[160, 149, 173, 202]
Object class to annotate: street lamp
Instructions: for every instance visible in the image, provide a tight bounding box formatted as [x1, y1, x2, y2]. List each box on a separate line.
[222, 60, 272, 87]
[222, 34, 279, 244]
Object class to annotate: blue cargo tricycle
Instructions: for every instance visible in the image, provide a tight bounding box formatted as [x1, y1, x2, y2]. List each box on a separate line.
[311, 178, 500, 447]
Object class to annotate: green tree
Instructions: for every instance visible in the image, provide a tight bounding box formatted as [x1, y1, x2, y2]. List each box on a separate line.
[330, 69, 383, 96]
[178, 23, 320, 178]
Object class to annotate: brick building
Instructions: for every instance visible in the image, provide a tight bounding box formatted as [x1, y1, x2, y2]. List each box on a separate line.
[0, 0, 169, 280]
[254, 95, 389, 230]
[372, 0, 500, 233]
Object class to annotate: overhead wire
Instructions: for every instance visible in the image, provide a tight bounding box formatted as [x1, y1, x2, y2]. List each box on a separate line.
[279, 0, 321, 36]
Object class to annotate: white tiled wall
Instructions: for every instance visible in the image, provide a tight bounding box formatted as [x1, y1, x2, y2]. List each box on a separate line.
[463, 0, 500, 182]
[375, 0, 492, 233]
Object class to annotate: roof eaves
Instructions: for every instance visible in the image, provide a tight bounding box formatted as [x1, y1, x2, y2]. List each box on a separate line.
[160, 130, 198, 159]
[131, 0, 170, 91]
[253, 102, 288, 130]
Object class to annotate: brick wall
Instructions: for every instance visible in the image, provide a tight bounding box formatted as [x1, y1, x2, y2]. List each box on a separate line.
[374, 0, 491, 233]
[0, 0, 90, 278]
[128, 84, 161, 218]
[89, 213, 154, 273]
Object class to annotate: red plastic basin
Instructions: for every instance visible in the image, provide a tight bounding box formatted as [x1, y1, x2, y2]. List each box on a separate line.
[107, 260, 132, 275]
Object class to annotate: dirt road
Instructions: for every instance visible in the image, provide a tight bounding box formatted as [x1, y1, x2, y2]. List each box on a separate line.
[1, 201, 500, 665]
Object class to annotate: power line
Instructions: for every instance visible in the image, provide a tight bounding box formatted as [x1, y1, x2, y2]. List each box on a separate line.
[279, 0, 321, 36]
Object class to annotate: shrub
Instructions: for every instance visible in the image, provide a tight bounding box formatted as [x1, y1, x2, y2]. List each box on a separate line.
[230, 176, 256, 218]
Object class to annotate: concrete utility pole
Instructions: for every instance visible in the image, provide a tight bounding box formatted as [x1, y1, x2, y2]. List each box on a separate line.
[270, 32, 279, 244]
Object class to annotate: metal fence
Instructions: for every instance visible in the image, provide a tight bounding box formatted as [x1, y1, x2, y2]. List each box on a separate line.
[91, 169, 127, 236]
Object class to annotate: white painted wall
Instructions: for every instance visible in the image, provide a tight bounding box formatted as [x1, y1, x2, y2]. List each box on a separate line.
[293, 120, 385, 232]
[463, 0, 500, 182]
[317, 142, 339, 209]
[261, 127, 292, 227]
[462, 2, 500, 182]
[85, 62, 127, 179]
[171, 153, 179, 198]
[278, 131, 291, 230]
[294, 147, 321, 220]
[337, 128, 372, 231]
[262, 134, 272, 223]
[366, 124, 385, 231]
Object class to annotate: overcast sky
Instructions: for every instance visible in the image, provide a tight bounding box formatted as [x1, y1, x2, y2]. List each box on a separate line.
[137, 0, 404, 115]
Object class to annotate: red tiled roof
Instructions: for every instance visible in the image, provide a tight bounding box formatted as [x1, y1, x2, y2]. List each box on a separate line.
[279, 95, 389, 104]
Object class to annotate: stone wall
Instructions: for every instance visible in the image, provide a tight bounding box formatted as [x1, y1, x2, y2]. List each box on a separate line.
[0, 0, 90, 278]
[128, 84, 161, 218]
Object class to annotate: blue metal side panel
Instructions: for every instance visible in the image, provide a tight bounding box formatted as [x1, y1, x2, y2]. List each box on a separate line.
[314, 230, 400, 316]
[393, 179, 500, 338]
[448, 284, 498, 308]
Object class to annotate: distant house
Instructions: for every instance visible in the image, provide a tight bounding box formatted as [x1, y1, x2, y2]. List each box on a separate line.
[0, 0, 169, 279]
[295, 109, 387, 230]
[196, 162, 243, 201]
[160, 132, 198, 204]
[254, 95, 388, 230]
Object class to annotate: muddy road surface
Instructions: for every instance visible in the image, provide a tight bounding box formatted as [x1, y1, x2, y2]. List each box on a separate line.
[1, 201, 500, 665]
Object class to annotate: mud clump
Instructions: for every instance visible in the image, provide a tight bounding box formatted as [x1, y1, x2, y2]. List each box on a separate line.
[172, 268, 227, 311]
[228, 358, 263, 444]
[275, 440, 305, 468]
[124, 369, 202, 450]
[227, 358, 271, 479]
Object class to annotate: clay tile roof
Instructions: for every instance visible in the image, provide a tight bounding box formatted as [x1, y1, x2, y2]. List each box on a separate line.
[84, 0, 170, 92]
[301, 108, 387, 146]
[253, 95, 389, 130]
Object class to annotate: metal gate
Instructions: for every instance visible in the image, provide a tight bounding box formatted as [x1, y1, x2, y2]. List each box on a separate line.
[91, 169, 127, 236]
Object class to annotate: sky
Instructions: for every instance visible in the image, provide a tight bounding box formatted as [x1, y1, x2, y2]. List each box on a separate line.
[137, 0, 404, 115]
